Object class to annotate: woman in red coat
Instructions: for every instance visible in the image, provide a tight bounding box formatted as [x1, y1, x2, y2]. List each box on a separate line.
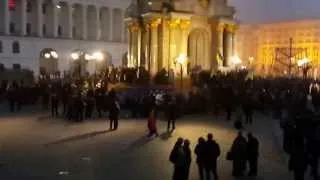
[148, 109, 158, 137]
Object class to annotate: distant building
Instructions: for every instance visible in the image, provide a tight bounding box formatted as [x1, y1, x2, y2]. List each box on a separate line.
[124, 0, 238, 77]
[0, 0, 131, 76]
[237, 20, 320, 77]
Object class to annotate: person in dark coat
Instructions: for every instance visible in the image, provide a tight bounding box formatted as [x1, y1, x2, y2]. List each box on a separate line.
[194, 137, 206, 180]
[204, 133, 221, 180]
[166, 97, 177, 131]
[289, 129, 308, 180]
[109, 99, 120, 130]
[247, 132, 259, 176]
[170, 138, 185, 180]
[183, 139, 191, 180]
[50, 89, 59, 117]
[85, 90, 95, 119]
[230, 131, 247, 177]
[75, 93, 84, 122]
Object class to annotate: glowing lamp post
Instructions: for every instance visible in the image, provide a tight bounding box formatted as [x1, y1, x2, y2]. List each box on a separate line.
[297, 57, 310, 79]
[70, 51, 89, 77]
[231, 55, 242, 70]
[175, 54, 187, 91]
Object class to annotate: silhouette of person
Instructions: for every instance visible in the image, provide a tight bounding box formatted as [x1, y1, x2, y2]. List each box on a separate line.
[230, 131, 247, 177]
[170, 138, 185, 180]
[204, 133, 221, 180]
[147, 108, 158, 137]
[247, 132, 259, 176]
[183, 139, 191, 180]
[109, 99, 120, 130]
[195, 137, 206, 180]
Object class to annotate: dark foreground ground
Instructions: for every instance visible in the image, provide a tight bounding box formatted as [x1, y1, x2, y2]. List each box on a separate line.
[0, 106, 296, 180]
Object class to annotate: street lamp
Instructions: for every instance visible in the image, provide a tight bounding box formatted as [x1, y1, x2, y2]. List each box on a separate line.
[297, 57, 310, 79]
[175, 54, 187, 92]
[231, 55, 242, 71]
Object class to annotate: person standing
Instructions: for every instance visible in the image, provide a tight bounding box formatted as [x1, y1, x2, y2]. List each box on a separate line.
[170, 138, 185, 180]
[147, 108, 158, 137]
[50, 88, 59, 117]
[166, 97, 177, 131]
[229, 131, 247, 177]
[195, 137, 206, 180]
[247, 132, 259, 176]
[109, 98, 120, 130]
[183, 139, 191, 180]
[204, 133, 221, 180]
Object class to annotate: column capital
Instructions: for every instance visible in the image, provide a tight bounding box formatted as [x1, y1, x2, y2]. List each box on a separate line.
[128, 19, 140, 32]
[216, 23, 225, 32]
[226, 24, 238, 33]
[179, 19, 191, 30]
[149, 18, 161, 29]
[167, 18, 180, 29]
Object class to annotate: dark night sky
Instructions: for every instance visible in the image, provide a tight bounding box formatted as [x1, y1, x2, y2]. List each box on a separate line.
[229, 0, 320, 24]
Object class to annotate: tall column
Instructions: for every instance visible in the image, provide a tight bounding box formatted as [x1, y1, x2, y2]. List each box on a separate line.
[127, 26, 132, 67]
[96, 7, 101, 40]
[225, 24, 233, 67]
[121, 10, 125, 42]
[67, 3, 73, 38]
[36, 0, 43, 37]
[137, 29, 142, 67]
[149, 18, 160, 76]
[20, 0, 27, 36]
[216, 23, 224, 67]
[52, 3, 58, 37]
[231, 25, 238, 56]
[109, 9, 114, 41]
[82, 5, 87, 40]
[168, 19, 179, 70]
[4, 0, 10, 35]
[179, 19, 191, 77]
[144, 23, 150, 69]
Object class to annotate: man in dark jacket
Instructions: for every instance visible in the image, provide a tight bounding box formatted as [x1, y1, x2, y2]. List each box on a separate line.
[109, 99, 120, 130]
[204, 133, 221, 180]
[230, 131, 247, 177]
[195, 137, 206, 180]
[247, 132, 259, 176]
[166, 97, 177, 131]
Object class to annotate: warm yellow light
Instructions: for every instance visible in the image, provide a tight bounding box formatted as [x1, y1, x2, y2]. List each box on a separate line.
[51, 51, 58, 58]
[231, 55, 242, 65]
[71, 52, 79, 60]
[297, 57, 310, 67]
[176, 54, 187, 64]
[44, 53, 51, 59]
[93, 52, 104, 61]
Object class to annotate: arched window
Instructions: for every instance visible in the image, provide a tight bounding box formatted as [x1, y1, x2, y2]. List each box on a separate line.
[12, 41, 20, 53]
[0, 41, 3, 53]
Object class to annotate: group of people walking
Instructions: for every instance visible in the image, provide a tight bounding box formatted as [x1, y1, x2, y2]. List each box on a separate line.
[169, 132, 259, 180]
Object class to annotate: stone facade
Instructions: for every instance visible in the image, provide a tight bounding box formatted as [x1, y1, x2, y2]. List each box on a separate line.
[124, 0, 238, 77]
[0, 0, 131, 75]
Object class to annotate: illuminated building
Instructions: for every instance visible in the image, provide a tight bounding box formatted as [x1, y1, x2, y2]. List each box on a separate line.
[124, 0, 238, 77]
[0, 0, 130, 75]
[237, 20, 320, 77]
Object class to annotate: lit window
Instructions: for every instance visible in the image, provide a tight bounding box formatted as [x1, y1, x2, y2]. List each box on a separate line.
[12, 41, 20, 54]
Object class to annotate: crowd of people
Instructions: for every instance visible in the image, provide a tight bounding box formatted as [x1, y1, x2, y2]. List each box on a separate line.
[0, 71, 320, 180]
[169, 131, 259, 180]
